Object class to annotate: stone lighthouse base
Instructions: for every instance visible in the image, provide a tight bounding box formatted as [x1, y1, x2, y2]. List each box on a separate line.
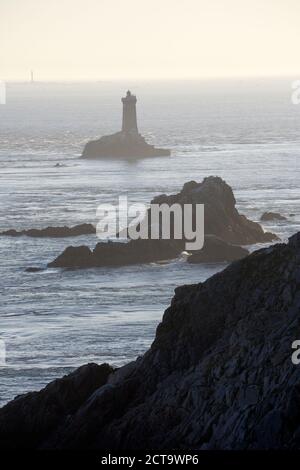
[81, 131, 170, 159]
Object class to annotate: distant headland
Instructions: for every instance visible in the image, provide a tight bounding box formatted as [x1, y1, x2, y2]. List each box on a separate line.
[82, 90, 171, 159]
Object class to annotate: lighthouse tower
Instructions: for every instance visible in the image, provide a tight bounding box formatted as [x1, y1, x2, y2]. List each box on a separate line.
[82, 90, 170, 158]
[121, 90, 138, 134]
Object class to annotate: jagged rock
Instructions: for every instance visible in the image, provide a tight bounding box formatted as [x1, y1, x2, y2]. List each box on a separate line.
[0, 223, 95, 238]
[261, 212, 287, 222]
[48, 239, 182, 268]
[1, 233, 300, 449]
[48, 177, 277, 268]
[187, 235, 249, 263]
[51, 235, 248, 269]
[150, 177, 277, 245]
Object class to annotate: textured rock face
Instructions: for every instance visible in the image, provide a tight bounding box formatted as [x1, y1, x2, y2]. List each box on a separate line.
[0, 223, 95, 238]
[0, 363, 113, 449]
[82, 131, 170, 159]
[48, 177, 276, 268]
[1, 233, 300, 449]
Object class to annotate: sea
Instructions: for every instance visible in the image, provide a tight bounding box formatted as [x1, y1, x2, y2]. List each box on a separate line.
[0, 78, 299, 406]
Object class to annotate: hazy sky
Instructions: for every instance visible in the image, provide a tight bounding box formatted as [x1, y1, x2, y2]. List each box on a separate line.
[1, 0, 300, 80]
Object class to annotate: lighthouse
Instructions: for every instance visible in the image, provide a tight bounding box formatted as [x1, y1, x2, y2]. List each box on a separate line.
[82, 90, 170, 158]
[121, 90, 138, 134]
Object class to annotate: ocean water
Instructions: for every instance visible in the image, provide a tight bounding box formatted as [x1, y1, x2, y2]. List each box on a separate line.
[0, 79, 299, 406]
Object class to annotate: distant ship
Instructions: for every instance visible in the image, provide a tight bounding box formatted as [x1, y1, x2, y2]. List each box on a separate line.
[82, 91, 170, 159]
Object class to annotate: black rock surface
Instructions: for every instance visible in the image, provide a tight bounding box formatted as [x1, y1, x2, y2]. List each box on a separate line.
[0, 363, 113, 449]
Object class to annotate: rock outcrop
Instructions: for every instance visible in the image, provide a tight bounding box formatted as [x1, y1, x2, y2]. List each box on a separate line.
[48, 239, 182, 268]
[82, 131, 170, 159]
[1, 233, 299, 449]
[0, 223, 95, 238]
[261, 212, 287, 222]
[187, 235, 249, 263]
[150, 178, 277, 245]
[48, 177, 277, 268]
[49, 236, 249, 269]
[25, 267, 44, 273]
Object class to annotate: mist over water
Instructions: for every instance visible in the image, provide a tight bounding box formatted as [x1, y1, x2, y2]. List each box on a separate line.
[0, 79, 299, 405]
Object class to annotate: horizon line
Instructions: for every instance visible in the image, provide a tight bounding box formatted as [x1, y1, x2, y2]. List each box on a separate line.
[3, 73, 300, 84]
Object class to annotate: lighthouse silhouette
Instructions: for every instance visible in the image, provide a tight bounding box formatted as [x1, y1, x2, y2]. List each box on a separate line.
[121, 90, 138, 134]
[82, 90, 170, 158]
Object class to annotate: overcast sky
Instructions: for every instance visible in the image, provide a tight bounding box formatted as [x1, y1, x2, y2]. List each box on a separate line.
[1, 0, 300, 81]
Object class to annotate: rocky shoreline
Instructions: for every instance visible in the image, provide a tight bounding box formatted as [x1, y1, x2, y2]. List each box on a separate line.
[1, 232, 299, 449]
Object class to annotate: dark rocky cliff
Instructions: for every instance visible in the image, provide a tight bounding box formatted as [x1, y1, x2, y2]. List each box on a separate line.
[1, 232, 299, 449]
